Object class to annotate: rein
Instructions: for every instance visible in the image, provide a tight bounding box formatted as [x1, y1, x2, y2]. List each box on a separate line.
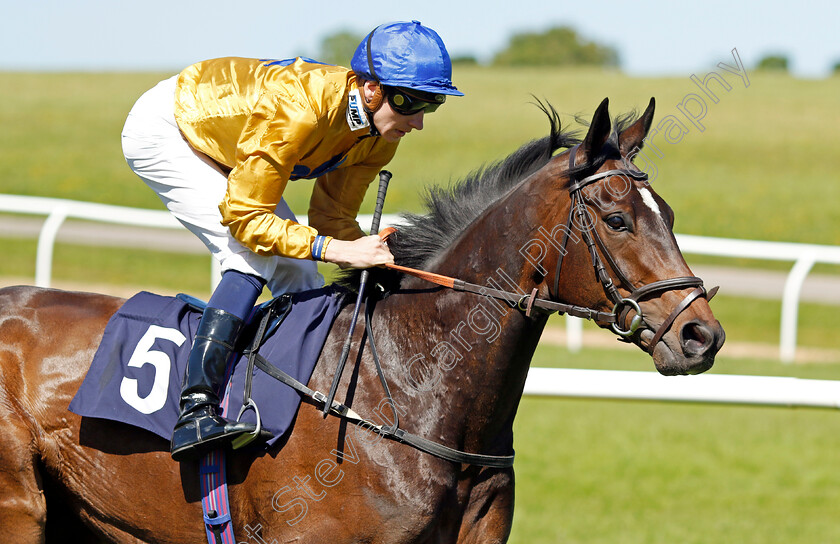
[383, 261, 713, 353]
[384, 260, 616, 322]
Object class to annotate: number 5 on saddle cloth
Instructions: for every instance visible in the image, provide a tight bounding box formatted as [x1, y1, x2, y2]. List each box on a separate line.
[69, 286, 346, 448]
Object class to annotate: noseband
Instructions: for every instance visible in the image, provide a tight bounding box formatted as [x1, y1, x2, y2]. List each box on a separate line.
[550, 144, 717, 351]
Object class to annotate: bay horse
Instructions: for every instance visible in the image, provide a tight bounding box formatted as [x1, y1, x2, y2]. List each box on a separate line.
[0, 97, 723, 543]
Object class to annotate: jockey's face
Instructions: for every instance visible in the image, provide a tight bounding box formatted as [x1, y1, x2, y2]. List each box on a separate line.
[364, 81, 425, 143]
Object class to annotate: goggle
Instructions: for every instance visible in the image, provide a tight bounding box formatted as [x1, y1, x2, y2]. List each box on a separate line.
[384, 86, 446, 115]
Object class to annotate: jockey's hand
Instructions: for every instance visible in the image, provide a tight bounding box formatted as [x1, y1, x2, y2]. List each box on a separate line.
[323, 235, 394, 269]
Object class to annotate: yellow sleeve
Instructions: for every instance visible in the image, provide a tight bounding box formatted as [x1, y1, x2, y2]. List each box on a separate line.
[219, 91, 321, 259]
[309, 141, 399, 241]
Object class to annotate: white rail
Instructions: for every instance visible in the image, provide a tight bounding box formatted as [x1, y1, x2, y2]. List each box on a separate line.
[522, 368, 840, 409]
[2, 194, 839, 363]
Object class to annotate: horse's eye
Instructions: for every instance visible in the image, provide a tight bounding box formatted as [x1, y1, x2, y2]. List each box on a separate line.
[606, 214, 627, 231]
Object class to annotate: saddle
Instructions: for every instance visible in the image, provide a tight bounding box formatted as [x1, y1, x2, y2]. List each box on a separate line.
[176, 292, 290, 350]
[69, 287, 346, 447]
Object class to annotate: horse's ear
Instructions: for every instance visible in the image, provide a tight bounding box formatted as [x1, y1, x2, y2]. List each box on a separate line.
[580, 97, 612, 164]
[619, 97, 656, 155]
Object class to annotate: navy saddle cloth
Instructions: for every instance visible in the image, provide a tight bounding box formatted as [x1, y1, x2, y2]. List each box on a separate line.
[69, 287, 345, 447]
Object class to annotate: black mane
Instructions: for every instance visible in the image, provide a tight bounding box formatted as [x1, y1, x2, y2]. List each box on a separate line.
[334, 102, 592, 292]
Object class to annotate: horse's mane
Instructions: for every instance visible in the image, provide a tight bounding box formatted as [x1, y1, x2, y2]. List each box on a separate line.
[334, 101, 637, 292]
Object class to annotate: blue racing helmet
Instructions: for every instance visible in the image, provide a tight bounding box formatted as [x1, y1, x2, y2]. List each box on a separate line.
[351, 21, 464, 96]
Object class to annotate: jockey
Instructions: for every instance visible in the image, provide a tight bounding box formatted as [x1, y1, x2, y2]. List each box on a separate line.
[121, 21, 462, 462]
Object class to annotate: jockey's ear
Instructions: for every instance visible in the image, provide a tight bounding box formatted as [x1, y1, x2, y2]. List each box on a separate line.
[619, 97, 656, 156]
[361, 79, 384, 112]
[580, 97, 611, 165]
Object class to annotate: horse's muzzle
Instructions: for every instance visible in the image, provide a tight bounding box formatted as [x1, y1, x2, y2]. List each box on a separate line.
[648, 319, 725, 376]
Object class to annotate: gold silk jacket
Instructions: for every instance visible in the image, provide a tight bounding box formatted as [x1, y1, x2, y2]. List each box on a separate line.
[174, 57, 399, 260]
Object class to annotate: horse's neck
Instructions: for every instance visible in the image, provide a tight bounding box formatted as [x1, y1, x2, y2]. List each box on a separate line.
[385, 175, 563, 452]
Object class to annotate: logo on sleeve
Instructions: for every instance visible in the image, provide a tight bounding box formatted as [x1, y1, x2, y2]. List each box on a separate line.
[346, 89, 370, 132]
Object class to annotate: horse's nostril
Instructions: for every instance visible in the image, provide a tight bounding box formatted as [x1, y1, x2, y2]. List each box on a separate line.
[680, 320, 714, 357]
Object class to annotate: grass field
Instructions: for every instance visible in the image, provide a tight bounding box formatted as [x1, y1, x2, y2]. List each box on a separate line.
[2, 67, 839, 243]
[510, 344, 840, 544]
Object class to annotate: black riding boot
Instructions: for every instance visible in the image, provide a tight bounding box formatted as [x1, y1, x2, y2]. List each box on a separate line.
[170, 307, 257, 462]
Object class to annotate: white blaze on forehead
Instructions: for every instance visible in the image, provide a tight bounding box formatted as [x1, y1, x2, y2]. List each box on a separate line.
[639, 187, 662, 219]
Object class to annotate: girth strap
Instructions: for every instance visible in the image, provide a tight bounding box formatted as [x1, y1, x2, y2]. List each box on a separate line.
[363, 299, 514, 467]
[388, 427, 514, 468]
[249, 351, 514, 467]
[243, 305, 515, 468]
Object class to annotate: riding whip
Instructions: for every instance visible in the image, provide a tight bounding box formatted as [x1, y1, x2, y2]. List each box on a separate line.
[322, 170, 392, 417]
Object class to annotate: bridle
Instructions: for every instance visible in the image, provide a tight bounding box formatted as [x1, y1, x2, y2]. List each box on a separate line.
[386, 143, 717, 353]
[549, 143, 717, 351]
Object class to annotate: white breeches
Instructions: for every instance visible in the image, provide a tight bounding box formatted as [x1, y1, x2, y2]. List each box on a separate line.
[121, 75, 323, 296]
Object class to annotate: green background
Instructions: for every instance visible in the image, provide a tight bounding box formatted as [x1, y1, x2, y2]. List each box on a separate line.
[1, 67, 839, 543]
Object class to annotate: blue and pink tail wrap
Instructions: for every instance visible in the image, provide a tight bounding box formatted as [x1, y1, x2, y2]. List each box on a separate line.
[199, 377, 235, 544]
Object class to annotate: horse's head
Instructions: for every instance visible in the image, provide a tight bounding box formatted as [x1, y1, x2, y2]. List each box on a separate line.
[544, 98, 724, 375]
